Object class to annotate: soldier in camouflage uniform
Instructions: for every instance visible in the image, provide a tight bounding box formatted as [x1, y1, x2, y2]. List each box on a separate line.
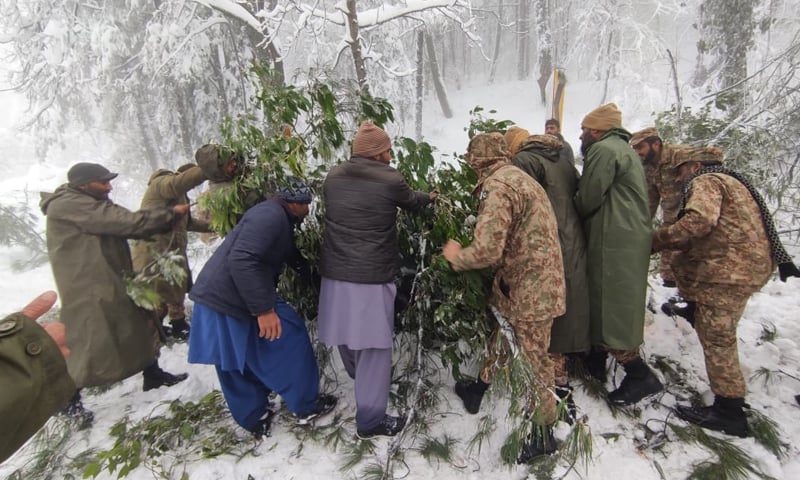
[629, 128, 688, 288]
[652, 146, 776, 437]
[443, 132, 566, 463]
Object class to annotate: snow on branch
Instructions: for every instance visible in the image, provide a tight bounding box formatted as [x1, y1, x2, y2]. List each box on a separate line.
[301, 0, 467, 27]
[190, 0, 262, 32]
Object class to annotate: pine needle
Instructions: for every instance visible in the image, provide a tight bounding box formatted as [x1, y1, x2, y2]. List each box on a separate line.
[747, 409, 788, 459]
[418, 434, 457, 464]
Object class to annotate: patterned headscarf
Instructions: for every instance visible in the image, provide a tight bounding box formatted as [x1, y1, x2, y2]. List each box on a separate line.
[277, 176, 313, 204]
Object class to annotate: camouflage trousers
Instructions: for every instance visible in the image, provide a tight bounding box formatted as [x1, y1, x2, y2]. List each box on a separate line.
[550, 353, 568, 386]
[685, 283, 754, 398]
[166, 302, 186, 321]
[607, 349, 640, 364]
[659, 249, 679, 283]
[479, 316, 557, 426]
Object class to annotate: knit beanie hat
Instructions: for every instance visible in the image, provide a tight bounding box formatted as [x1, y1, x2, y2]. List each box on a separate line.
[352, 121, 392, 158]
[504, 126, 531, 156]
[277, 176, 313, 204]
[582, 103, 622, 131]
[629, 127, 660, 148]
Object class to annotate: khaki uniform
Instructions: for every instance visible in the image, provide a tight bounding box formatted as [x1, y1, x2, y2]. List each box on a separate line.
[131, 166, 209, 319]
[653, 173, 775, 397]
[451, 137, 566, 425]
[0, 312, 76, 462]
[645, 144, 689, 282]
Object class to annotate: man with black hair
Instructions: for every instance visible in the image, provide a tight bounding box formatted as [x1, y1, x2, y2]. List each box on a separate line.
[40, 163, 190, 425]
[544, 118, 575, 167]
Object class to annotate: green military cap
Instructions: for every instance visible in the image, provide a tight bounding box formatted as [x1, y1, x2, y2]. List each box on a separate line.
[629, 127, 660, 148]
[671, 146, 724, 169]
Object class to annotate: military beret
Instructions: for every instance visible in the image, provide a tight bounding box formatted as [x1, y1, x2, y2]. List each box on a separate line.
[629, 127, 660, 147]
[67, 163, 118, 188]
[671, 146, 724, 169]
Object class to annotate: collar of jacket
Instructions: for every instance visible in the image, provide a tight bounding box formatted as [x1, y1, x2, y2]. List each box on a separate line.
[148, 169, 174, 183]
[274, 196, 303, 224]
[471, 159, 511, 197]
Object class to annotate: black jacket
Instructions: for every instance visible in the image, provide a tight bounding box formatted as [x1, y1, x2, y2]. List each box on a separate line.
[320, 156, 431, 284]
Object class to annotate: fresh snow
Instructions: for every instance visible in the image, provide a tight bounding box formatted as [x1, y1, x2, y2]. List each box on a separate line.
[1, 73, 799, 480]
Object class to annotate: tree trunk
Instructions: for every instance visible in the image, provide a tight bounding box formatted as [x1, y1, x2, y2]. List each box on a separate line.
[517, 0, 531, 80]
[488, 0, 504, 84]
[134, 97, 162, 171]
[415, 29, 424, 141]
[534, 0, 552, 105]
[425, 32, 453, 119]
[345, 0, 369, 92]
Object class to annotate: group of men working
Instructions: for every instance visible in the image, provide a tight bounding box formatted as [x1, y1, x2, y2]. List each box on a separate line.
[2, 104, 798, 466]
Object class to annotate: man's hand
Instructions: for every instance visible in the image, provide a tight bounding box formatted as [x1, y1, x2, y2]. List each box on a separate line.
[442, 240, 462, 264]
[21, 291, 70, 358]
[257, 310, 281, 341]
[429, 191, 439, 202]
[173, 204, 190, 216]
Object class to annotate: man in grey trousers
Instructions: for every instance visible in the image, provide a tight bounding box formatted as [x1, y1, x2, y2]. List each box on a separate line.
[317, 121, 436, 438]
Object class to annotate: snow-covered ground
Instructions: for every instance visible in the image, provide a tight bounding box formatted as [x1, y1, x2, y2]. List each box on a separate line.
[1, 77, 799, 479]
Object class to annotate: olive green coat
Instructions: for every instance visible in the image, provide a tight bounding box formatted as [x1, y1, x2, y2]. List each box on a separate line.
[132, 166, 209, 305]
[574, 128, 652, 350]
[40, 185, 176, 388]
[0, 312, 75, 462]
[513, 142, 590, 353]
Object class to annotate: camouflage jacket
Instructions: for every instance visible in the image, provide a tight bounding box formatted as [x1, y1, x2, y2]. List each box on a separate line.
[653, 173, 775, 288]
[450, 163, 566, 322]
[645, 144, 687, 222]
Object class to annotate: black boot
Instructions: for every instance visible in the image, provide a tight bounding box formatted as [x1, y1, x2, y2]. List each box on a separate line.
[60, 390, 94, 429]
[607, 358, 663, 405]
[661, 299, 696, 328]
[142, 361, 188, 391]
[249, 409, 276, 440]
[517, 424, 557, 464]
[675, 395, 749, 438]
[555, 385, 577, 425]
[455, 378, 489, 414]
[583, 350, 609, 383]
[168, 317, 191, 341]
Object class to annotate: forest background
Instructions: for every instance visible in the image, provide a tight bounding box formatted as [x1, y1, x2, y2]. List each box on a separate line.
[1, 1, 799, 479]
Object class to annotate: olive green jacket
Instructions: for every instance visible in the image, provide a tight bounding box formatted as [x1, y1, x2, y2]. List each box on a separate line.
[574, 127, 652, 350]
[132, 166, 209, 305]
[513, 142, 590, 354]
[40, 185, 176, 388]
[0, 312, 75, 462]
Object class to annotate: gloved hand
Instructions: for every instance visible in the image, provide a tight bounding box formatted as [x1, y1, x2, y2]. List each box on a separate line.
[778, 261, 800, 282]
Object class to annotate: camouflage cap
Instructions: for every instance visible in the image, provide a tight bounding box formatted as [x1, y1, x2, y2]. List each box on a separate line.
[629, 127, 660, 147]
[671, 146, 724, 169]
[522, 134, 563, 151]
[466, 132, 510, 171]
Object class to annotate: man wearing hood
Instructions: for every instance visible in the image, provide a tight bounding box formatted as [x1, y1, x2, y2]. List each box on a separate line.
[40, 162, 190, 423]
[504, 128, 590, 423]
[443, 132, 566, 463]
[574, 104, 663, 405]
[132, 161, 211, 340]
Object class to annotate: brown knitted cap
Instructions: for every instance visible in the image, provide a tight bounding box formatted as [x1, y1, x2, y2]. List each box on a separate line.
[352, 121, 391, 158]
[671, 146, 724, 169]
[582, 103, 622, 131]
[504, 126, 530, 156]
[629, 127, 660, 147]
